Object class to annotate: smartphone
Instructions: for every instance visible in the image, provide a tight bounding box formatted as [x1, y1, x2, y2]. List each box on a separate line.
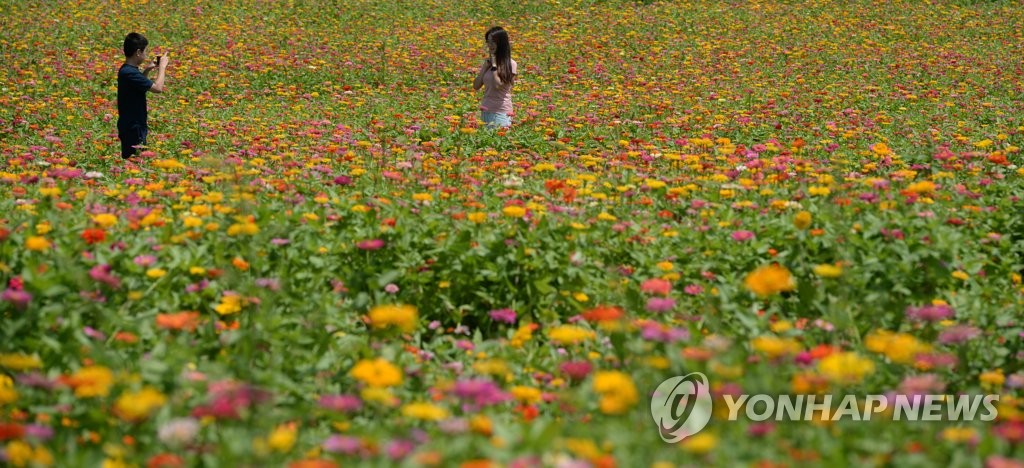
[154, 56, 162, 66]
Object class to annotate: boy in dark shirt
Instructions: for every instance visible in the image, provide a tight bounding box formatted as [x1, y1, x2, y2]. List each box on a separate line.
[118, 32, 168, 159]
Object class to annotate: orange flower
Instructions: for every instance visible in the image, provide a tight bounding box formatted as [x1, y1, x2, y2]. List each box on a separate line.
[744, 264, 795, 297]
[581, 305, 624, 323]
[156, 312, 202, 331]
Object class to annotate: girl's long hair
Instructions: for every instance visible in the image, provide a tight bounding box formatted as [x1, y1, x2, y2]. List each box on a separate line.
[486, 26, 514, 86]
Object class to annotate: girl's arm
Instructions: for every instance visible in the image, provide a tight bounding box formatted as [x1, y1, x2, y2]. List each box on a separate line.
[473, 59, 490, 91]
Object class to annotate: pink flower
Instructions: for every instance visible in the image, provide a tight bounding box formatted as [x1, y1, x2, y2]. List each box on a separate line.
[559, 361, 593, 382]
[645, 297, 676, 313]
[640, 278, 672, 296]
[2, 288, 32, 310]
[683, 284, 704, 295]
[731, 230, 755, 242]
[357, 239, 385, 250]
[906, 304, 955, 322]
[318, 394, 362, 412]
[937, 325, 980, 345]
[488, 308, 517, 324]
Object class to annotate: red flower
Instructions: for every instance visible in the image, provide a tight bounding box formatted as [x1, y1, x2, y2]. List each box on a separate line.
[81, 228, 106, 245]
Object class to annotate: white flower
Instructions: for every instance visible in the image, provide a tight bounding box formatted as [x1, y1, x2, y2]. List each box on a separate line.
[85, 171, 104, 179]
[158, 418, 200, 446]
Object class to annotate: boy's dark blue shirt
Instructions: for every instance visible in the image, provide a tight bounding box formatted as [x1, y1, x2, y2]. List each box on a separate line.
[117, 63, 153, 127]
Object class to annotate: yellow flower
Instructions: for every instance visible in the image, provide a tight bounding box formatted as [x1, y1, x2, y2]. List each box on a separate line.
[368, 304, 418, 333]
[547, 325, 595, 345]
[401, 402, 449, 421]
[597, 212, 617, 221]
[502, 206, 527, 218]
[510, 386, 543, 404]
[5, 441, 34, 467]
[467, 212, 487, 223]
[66, 366, 115, 398]
[952, 270, 969, 281]
[412, 193, 433, 202]
[592, 371, 638, 415]
[656, 261, 674, 271]
[360, 387, 397, 405]
[906, 181, 937, 194]
[350, 358, 403, 388]
[0, 353, 43, 371]
[114, 387, 167, 421]
[744, 264, 795, 296]
[818, 352, 874, 385]
[25, 236, 51, 252]
[940, 427, 978, 443]
[227, 221, 259, 236]
[813, 264, 843, 278]
[808, 186, 831, 196]
[0, 375, 17, 405]
[214, 294, 246, 315]
[267, 424, 297, 453]
[751, 336, 802, 359]
[865, 330, 931, 364]
[183, 216, 203, 228]
[980, 369, 1005, 390]
[92, 213, 118, 228]
[680, 432, 718, 454]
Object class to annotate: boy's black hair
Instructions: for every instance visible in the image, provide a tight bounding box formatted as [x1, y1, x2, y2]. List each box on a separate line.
[123, 32, 148, 58]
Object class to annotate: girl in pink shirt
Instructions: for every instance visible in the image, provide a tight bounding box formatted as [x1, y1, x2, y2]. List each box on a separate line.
[473, 26, 517, 128]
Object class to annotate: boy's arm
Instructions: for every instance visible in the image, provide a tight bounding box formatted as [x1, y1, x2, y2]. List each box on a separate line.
[150, 54, 169, 93]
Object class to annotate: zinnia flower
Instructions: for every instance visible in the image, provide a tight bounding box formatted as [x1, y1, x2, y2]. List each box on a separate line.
[744, 264, 795, 296]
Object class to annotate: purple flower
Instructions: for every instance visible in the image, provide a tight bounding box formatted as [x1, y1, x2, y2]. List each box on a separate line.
[937, 325, 981, 345]
[333, 175, 353, 186]
[270, 238, 291, 246]
[16, 373, 56, 390]
[318, 394, 362, 413]
[731, 230, 755, 242]
[906, 304, 955, 322]
[356, 239, 385, 250]
[645, 297, 676, 313]
[488, 308, 517, 324]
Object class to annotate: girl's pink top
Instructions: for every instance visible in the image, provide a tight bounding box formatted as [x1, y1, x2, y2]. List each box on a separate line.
[481, 59, 517, 115]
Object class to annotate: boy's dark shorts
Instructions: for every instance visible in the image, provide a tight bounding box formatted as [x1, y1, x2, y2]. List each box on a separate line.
[118, 123, 149, 159]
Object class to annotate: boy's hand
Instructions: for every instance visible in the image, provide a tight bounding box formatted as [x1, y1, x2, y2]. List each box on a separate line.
[159, 53, 171, 70]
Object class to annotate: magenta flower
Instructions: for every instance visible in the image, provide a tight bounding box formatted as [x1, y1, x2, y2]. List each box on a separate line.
[488, 308, 517, 324]
[640, 322, 690, 343]
[333, 175, 353, 186]
[452, 379, 509, 409]
[357, 239, 385, 250]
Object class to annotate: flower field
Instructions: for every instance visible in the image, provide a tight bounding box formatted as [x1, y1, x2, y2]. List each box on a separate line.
[2, 0, 1024, 466]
